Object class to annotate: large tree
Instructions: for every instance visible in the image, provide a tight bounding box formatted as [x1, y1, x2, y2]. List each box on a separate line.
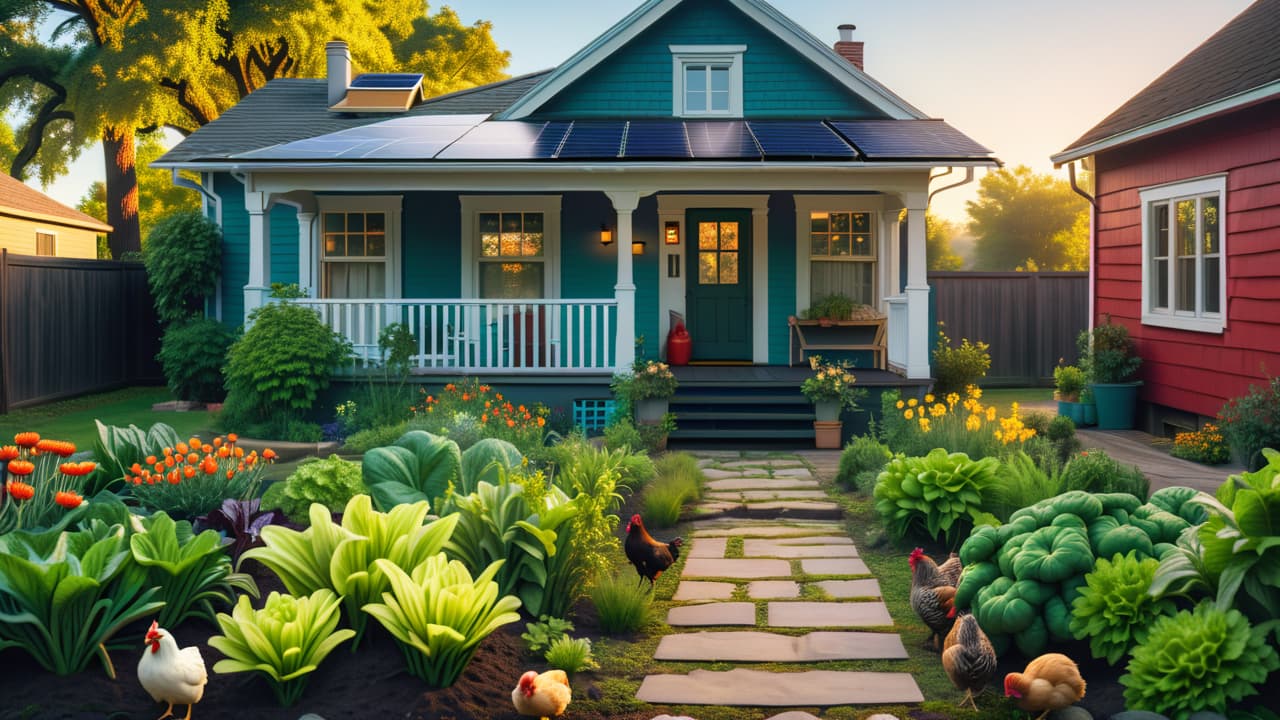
[966, 165, 1089, 271]
[77, 132, 200, 253]
[926, 212, 964, 271]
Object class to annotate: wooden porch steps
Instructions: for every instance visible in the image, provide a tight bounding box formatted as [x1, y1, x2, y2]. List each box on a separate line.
[668, 380, 814, 444]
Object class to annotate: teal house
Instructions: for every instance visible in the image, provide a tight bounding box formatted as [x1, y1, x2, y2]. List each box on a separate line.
[158, 0, 996, 397]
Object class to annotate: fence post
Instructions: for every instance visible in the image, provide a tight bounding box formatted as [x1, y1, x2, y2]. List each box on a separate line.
[0, 249, 8, 415]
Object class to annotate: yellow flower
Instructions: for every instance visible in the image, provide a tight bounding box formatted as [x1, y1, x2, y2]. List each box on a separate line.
[907, 398, 919, 408]
[896, 400, 905, 409]
[931, 403, 947, 417]
[965, 414, 982, 432]
[904, 409, 915, 420]
[967, 385, 983, 400]
[924, 394, 935, 404]
[946, 392, 960, 408]
[986, 406, 997, 422]
[918, 417, 931, 433]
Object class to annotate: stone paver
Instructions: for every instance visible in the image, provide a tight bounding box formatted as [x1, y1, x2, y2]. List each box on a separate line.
[719, 460, 806, 469]
[693, 522, 843, 538]
[747, 580, 800, 598]
[768, 601, 893, 628]
[702, 468, 770, 479]
[688, 537, 727, 558]
[772, 468, 814, 478]
[636, 669, 923, 705]
[672, 581, 736, 601]
[654, 631, 908, 662]
[766, 713, 822, 720]
[705, 478, 820, 491]
[742, 501, 843, 519]
[743, 539, 858, 558]
[771, 535, 854, 545]
[667, 602, 756, 626]
[800, 558, 870, 575]
[816, 579, 882, 598]
[705, 490, 830, 502]
[683, 558, 792, 579]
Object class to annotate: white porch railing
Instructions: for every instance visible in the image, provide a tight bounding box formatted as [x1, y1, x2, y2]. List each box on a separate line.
[885, 295, 909, 372]
[289, 298, 618, 373]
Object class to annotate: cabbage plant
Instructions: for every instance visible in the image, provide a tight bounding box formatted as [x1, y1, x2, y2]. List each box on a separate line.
[873, 448, 999, 543]
[1069, 551, 1176, 664]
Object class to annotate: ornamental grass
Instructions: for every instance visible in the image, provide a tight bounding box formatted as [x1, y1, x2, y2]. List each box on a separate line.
[879, 386, 1037, 460]
[0, 432, 94, 533]
[125, 434, 275, 520]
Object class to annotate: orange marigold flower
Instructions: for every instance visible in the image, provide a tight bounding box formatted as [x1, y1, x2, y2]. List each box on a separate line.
[201, 458, 218, 475]
[506, 419, 516, 428]
[445, 383, 456, 391]
[14, 432, 39, 448]
[186, 452, 199, 465]
[0, 446, 18, 462]
[461, 393, 471, 401]
[480, 414, 488, 423]
[234, 447, 244, 458]
[226, 470, 234, 480]
[163, 448, 173, 457]
[479, 385, 491, 393]
[262, 448, 277, 461]
[130, 462, 143, 474]
[167, 470, 180, 484]
[164, 456, 176, 468]
[176, 442, 189, 455]
[145, 455, 158, 465]
[60, 461, 97, 476]
[54, 491, 83, 509]
[183, 466, 197, 479]
[202, 444, 213, 454]
[188, 438, 202, 450]
[518, 405, 527, 413]
[154, 463, 165, 474]
[6, 480, 34, 501]
[217, 446, 230, 458]
[132, 477, 142, 485]
[485, 400, 492, 409]
[237, 462, 245, 472]
[495, 393, 503, 401]
[227, 433, 238, 443]
[6, 459, 35, 476]
[537, 417, 546, 427]
[213, 437, 223, 448]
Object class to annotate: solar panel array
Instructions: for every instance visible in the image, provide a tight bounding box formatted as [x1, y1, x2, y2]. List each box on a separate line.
[350, 73, 425, 90]
[236, 117, 994, 163]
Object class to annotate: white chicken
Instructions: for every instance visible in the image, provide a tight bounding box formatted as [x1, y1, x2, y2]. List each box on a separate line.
[137, 621, 208, 720]
[511, 669, 572, 719]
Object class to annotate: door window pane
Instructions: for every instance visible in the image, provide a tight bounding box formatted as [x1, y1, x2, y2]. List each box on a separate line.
[699, 252, 718, 284]
[720, 252, 739, 284]
[480, 262, 544, 299]
[698, 222, 718, 250]
[720, 222, 739, 250]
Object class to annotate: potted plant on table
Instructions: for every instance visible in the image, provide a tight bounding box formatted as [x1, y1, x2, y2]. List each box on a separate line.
[801, 361, 866, 448]
[623, 359, 678, 425]
[1079, 316, 1142, 430]
[801, 294, 856, 326]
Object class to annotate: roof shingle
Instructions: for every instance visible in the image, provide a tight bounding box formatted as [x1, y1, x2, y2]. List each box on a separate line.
[0, 174, 113, 232]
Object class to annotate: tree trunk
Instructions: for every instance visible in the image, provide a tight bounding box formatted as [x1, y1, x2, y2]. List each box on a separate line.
[102, 126, 141, 257]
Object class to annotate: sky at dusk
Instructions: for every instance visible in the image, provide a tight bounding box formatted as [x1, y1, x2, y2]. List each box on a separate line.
[26, 0, 1254, 225]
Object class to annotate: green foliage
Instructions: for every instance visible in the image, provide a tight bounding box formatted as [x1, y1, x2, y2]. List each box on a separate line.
[343, 422, 409, 453]
[130, 511, 257, 628]
[0, 524, 164, 677]
[542, 432, 654, 491]
[642, 453, 705, 528]
[210, 589, 355, 707]
[589, 573, 651, 635]
[619, 359, 678, 401]
[260, 455, 367, 525]
[410, 379, 550, 455]
[1218, 378, 1280, 470]
[801, 361, 866, 409]
[1053, 365, 1086, 398]
[362, 554, 522, 688]
[1078, 317, 1142, 384]
[984, 451, 1063, 522]
[836, 435, 891, 490]
[143, 211, 222, 325]
[931, 326, 991, 395]
[362, 430, 461, 511]
[1061, 449, 1149, 500]
[1121, 602, 1279, 719]
[603, 419, 644, 453]
[873, 449, 1000, 543]
[545, 636, 598, 674]
[460, 438, 524, 494]
[157, 316, 237, 403]
[222, 299, 352, 432]
[89, 419, 181, 498]
[548, 444, 625, 590]
[800, 293, 857, 320]
[128, 439, 270, 521]
[966, 164, 1090, 271]
[1069, 551, 1177, 664]
[521, 615, 574, 655]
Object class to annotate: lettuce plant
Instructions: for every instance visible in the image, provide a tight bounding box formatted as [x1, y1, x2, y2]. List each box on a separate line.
[362, 431, 460, 511]
[1121, 602, 1279, 719]
[0, 525, 164, 677]
[130, 511, 258, 627]
[210, 589, 355, 706]
[261, 455, 366, 525]
[362, 554, 521, 688]
[873, 448, 999, 543]
[1069, 551, 1177, 664]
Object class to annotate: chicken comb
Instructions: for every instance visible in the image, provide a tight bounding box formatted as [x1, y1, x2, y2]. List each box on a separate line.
[908, 547, 925, 568]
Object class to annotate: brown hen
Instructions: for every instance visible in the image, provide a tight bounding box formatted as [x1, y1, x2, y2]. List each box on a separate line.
[1005, 652, 1087, 720]
[909, 547, 956, 650]
[942, 609, 997, 711]
[936, 551, 963, 587]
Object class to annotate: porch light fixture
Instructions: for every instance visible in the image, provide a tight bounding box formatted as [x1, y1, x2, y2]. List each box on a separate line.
[632, 240, 646, 255]
[599, 224, 614, 246]
[664, 221, 680, 245]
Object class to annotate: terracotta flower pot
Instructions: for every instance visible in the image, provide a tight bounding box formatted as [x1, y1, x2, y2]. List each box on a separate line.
[814, 420, 842, 449]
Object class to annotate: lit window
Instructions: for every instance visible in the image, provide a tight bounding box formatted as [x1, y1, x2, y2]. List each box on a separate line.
[321, 211, 388, 299]
[809, 211, 875, 306]
[697, 221, 740, 285]
[671, 45, 744, 117]
[1140, 176, 1225, 333]
[478, 212, 546, 299]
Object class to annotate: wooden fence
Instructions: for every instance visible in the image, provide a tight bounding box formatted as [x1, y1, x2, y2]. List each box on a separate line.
[930, 271, 1088, 387]
[0, 251, 163, 413]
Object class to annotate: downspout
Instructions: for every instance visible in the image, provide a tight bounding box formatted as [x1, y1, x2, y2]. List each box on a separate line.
[172, 169, 224, 320]
[1067, 160, 1098, 335]
[928, 166, 974, 205]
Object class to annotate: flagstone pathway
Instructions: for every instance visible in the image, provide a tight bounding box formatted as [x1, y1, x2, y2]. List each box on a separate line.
[635, 453, 922, 719]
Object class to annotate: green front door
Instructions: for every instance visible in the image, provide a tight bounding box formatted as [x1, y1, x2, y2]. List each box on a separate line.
[687, 209, 752, 361]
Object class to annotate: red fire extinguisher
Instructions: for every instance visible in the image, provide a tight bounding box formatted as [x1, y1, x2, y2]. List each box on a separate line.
[667, 321, 692, 366]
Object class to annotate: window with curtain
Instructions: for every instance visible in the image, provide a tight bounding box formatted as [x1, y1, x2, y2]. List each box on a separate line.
[809, 211, 875, 306]
[478, 211, 545, 299]
[322, 211, 387, 298]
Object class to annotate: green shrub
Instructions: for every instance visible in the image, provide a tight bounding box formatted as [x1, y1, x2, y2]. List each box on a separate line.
[1061, 449, 1148, 500]
[836, 435, 891, 489]
[983, 451, 1062, 522]
[521, 615, 574, 655]
[158, 317, 237, 403]
[1218, 378, 1280, 470]
[1121, 602, 1279, 719]
[641, 453, 703, 528]
[261, 455, 367, 525]
[873, 449, 1000, 543]
[603, 419, 644, 452]
[545, 636, 597, 674]
[547, 443, 625, 588]
[1079, 316, 1142, 384]
[1070, 551, 1177, 664]
[931, 325, 991, 395]
[589, 573, 651, 634]
[543, 432, 655, 490]
[1046, 415, 1081, 460]
[1053, 365, 1087, 399]
[144, 210, 222, 324]
[222, 290, 351, 433]
[1021, 410, 1053, 437]
[409, 379, 549, 456]
[343, 422, 409, 453]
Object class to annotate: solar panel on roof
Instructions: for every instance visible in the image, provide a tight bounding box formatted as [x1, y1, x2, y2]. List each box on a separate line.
[747, 121, 857, 159]
[436, 121, 564, 160]
[621, 122, 692, 159]
[556, 122, 625, 159]
[685, 121, 760, 159]
[829, 120, 992, 159]
[350, 73, 425, 90]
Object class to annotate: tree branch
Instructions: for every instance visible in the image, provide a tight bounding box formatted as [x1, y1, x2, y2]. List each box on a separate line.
[10, 104, 74, 180]
[159, 77, 214, 126]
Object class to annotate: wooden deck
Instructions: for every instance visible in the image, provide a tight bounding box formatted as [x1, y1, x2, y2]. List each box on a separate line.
[671, 365, 923, 388]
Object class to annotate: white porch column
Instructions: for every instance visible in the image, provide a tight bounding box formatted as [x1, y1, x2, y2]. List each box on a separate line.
[296, 212, 316, 298]
[244, 189, 272, 319]
[904, 194, 931, 380]
[607, 191, 640, 372]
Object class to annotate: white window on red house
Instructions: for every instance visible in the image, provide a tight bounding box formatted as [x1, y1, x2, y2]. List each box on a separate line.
[35, 231, 56, 256]
[1139, 175, 1226, 333]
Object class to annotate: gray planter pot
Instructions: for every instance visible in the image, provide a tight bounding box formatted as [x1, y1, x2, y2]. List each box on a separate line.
[635, 397, 669, 424]
[814, 401, 842, 422]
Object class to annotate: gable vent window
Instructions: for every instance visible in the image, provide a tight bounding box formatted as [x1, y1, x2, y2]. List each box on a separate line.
[671, 45, 744, 117]
[35, 232, 56, 256]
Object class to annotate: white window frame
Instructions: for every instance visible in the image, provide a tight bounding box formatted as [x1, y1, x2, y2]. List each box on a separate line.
[1139, 175, 1226, 334]
[459, 195, 561, 299]
[315, 195, 403, 299]
[670, 45, 745, 118]
[34, 229, 57, 257]
[794, 195, 885, 313]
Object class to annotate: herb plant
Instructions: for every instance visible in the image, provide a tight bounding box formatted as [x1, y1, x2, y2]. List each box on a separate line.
[130, 511, 258, 628]
[1078, 315, 1141, 384]
[545, 636, 597, 674]
[836, 435, 892, 490]
[521, 615, 574, 655]
[589, 573, 651, 634]
[1069, 551, 1177, 664]
[1061, 449, 1149, 500]
[1053, 364, 1086, 400]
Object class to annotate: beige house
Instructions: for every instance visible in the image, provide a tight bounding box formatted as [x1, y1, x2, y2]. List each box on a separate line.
[0, 174, 111, 259]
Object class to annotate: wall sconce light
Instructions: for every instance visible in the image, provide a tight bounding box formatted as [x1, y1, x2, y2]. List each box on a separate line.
[599, 224, 613, 246]
[664, 221, 680, 245]
[632, 240, 646, 256]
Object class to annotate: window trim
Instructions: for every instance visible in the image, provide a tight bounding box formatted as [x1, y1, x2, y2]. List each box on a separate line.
[315, 195, 402, 299]
[1139, 174, 1226, 334]
[670, 45, 745, 118]
[794, 195, 885, 313]
[34, 229, 57, 257]
[460, 195, 561, 300]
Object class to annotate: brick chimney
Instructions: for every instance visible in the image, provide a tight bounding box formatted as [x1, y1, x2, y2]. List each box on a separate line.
[834, 24, 864, 71]
[326, 40, 351, 106]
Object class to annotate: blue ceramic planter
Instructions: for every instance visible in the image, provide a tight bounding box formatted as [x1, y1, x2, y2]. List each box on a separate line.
[1090, 383, 1140, 430]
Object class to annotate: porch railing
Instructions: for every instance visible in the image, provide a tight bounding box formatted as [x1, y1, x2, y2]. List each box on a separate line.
[885, 295, 908, 372]
[289, 298, 618, 373]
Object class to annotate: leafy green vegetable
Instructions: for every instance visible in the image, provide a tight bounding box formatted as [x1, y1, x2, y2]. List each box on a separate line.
[262, 455, 367, 525]
[459, 438, 524, 494]
[1070, 551, 1177, 664]
[521, 615, 574, 655]
[362, 431, 461, 511]
[90, 419, 182, 496]
[130, 511, 258, 628]
[873, 449, 1000, 543]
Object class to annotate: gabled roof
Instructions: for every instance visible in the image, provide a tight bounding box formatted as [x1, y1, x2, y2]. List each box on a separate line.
[499, 0, 925, 121]
[157, 71, 552, 164]
[0, 173, 113, 233]
[1053, 0, 1280, 164]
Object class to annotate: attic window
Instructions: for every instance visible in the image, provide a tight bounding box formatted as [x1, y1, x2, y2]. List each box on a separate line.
[329, 73, 425, 112]
[671, 45, 744, 118]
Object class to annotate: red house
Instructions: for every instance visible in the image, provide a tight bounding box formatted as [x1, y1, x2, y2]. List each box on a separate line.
[1052, 0, 1280, 434]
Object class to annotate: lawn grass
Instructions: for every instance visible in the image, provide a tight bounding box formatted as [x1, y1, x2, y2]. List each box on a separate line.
[0, 386, 216, 452]
[980, 386, 1054, 414]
